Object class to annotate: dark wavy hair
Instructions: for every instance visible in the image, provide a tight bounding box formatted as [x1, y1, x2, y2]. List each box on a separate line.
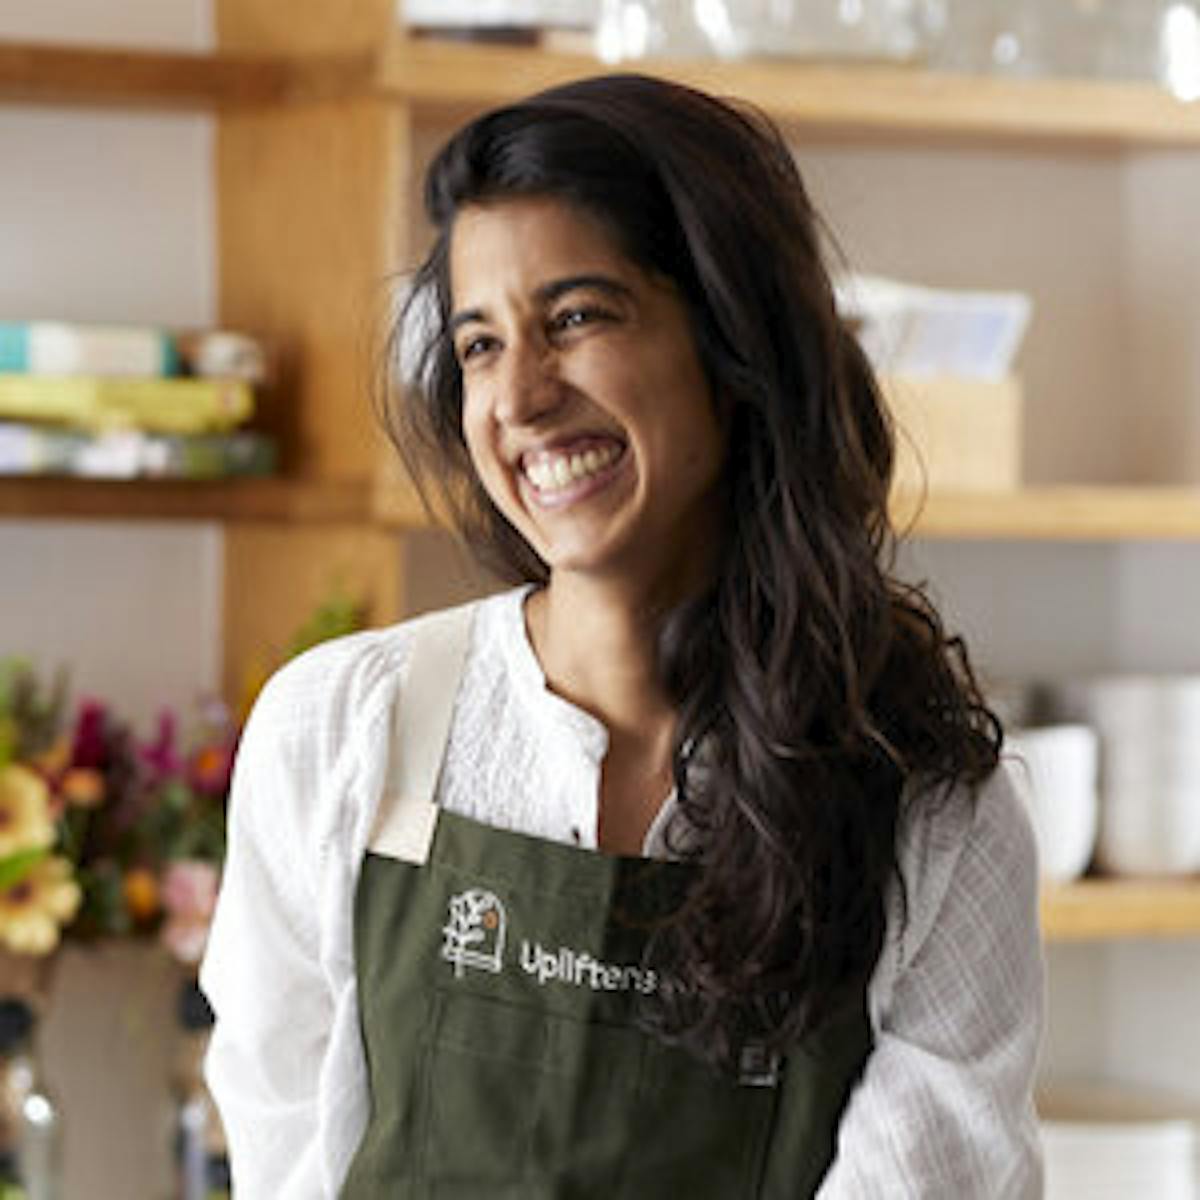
[385, 73, 1002, 1070]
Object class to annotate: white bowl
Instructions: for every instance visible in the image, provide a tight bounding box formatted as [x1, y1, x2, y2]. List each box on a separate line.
[1096, 783, 1200, 876]
[1041, 1120, 1197, 1200]
[1006, 726, 1099, 883]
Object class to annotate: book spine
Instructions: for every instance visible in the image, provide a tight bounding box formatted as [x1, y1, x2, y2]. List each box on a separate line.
[0, 322, 177, 377]
[0, 422, 276, 479]
[0, 376, 254, 434]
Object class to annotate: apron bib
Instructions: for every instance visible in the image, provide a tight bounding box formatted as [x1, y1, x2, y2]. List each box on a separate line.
[340, 604, 872, 1199]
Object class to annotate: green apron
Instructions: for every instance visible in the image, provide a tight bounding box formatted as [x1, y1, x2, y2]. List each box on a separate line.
[340, 604, 873, 1199]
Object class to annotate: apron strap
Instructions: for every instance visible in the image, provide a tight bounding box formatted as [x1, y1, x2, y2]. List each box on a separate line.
[368, 601, 477, 864]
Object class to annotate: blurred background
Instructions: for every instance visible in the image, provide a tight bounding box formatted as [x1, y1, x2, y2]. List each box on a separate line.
[3, 0, 1200, 1195]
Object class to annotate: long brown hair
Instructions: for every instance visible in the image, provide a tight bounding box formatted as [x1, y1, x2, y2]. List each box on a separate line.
[386, 74, 1001, 1070]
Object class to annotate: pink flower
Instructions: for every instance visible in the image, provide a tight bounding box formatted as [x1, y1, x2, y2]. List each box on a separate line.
[70, 701, 111, 769]
[160, 859, 220, 965]
[139, 710, 184, 783]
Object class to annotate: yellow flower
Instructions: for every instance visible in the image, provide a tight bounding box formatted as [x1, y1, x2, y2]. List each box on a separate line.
[0, 764, 54, 857]
[0, 856, 82, 955]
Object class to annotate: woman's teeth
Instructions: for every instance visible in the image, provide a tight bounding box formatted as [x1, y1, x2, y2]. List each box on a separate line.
[524, 444, 620, 494]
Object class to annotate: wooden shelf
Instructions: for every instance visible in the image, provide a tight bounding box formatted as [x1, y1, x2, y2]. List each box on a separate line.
[0, 40, 365, 109]
[1042, 879, 1200, 941]
[0, 476, 371, 522]
[377, 36, 1200, 149]
[895, 487, 1200, 540]
[9, 477, 1200, 538]
[6, 35, 1200, 148]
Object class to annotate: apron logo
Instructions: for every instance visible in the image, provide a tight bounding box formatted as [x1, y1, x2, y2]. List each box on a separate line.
[442, 888, 506, 977]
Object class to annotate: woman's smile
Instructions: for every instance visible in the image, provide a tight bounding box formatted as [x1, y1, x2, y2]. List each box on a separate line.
[519, 438, 627, 507]
[449, 195, 726, 592]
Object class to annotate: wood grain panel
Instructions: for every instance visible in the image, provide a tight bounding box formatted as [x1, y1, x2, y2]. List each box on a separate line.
[221, 522, 403, 704]
[216, 0, 393, 54]
[217, 98, 404, 481]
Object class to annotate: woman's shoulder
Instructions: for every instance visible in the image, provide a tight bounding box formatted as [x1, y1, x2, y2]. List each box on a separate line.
[243, 589, 521, 761]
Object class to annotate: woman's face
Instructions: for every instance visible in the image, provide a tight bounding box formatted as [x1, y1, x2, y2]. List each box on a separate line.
[449, 194, 726, 596]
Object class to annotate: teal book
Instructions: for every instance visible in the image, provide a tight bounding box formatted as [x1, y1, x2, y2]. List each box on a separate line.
[0, 321, 178, 377]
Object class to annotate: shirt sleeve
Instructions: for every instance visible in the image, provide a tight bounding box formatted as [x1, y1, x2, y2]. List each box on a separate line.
[199, 666, 333, 1199]
[817, 763, 1045, 1199]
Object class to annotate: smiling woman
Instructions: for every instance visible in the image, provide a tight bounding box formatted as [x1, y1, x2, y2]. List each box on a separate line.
[201, 74, 1045, 1199]
[450, 197, 725, 601]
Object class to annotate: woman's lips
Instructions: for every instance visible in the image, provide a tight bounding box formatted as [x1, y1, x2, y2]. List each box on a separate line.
[519, 437, 627, 507]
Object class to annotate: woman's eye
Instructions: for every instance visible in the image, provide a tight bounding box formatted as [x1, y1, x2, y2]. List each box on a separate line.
[549, 306, 611, 336]
[456, 334, 496, 365]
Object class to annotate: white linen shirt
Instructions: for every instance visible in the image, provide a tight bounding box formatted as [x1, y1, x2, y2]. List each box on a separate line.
[201, 586, 1045, 1199]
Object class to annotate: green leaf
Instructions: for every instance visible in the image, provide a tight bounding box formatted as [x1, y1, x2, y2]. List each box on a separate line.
[0, 846, 49, 890]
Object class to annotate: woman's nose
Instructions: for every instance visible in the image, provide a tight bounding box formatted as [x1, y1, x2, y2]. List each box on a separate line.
[492, 338, 563, 427]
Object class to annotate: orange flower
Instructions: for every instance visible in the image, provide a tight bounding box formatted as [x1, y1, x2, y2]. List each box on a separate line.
[123, 868, 161, 923]
[60, 767, 105, 809]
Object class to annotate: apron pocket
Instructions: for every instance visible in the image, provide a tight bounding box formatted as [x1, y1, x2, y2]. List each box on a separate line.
[422, 987, 642, 1191]
[421, 987, 777, 1198]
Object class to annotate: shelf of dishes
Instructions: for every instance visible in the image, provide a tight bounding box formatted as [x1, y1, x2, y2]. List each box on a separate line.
[1011, 675, 1200, 944]
[4, 36, 1200, 148]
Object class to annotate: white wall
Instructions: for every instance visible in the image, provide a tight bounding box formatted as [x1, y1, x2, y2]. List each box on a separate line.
[0, 4, 218, 1196]
[0, 3, 220, 733]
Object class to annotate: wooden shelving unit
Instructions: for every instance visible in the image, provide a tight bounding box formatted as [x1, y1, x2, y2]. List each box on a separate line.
[376, 35, 1200, 149]
[6, 35, 1200, 147]
[1042, 879, 1200, 941]
[0, 476, 372, 522]
[5, 27, 1200, 943]
[894, 487, 1200, 541]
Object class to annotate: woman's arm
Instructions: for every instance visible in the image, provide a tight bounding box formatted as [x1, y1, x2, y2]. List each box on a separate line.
[200, 672, 334, 1198]
[817, 763, 1045, 1199]
[200, 631, 399, 1198]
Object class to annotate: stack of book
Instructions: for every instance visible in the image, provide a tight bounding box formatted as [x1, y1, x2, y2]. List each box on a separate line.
[0, 321, 277, 480]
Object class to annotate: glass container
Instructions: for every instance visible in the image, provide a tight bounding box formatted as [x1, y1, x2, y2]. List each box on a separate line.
[0, 1000, 61, 1200]
[595, 0, 740, 60]
[727, 0, 931, 61]
[173, 982, 229, 1200]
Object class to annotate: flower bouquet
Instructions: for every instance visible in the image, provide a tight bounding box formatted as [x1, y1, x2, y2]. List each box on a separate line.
[0, 660, 236, 991]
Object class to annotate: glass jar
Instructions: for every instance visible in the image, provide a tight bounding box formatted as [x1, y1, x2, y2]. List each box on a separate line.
[726, 0, 930, 61]
[929, 0, 1200, 92]
[0, 1000, 61, 1200]
[173, 982, 229, 1200]
[595, 0, 739, 61]
[1158, 1, 1200, 100]
[927, 0, 1053, 77]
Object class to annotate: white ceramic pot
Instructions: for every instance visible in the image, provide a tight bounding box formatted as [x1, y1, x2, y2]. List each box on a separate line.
[1006, 725, 1099, 883]
[1096, 783, 1200, 876]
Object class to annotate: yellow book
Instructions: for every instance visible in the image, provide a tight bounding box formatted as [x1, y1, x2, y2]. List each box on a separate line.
[0, 375, 253, 434]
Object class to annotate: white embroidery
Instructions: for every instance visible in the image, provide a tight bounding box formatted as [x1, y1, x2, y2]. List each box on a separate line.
[441, 888, 506, 977]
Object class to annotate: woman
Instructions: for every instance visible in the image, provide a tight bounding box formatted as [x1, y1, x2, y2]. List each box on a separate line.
[202, 74, 1043, 1197]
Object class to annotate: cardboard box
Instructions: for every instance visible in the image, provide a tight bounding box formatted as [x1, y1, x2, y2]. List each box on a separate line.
[881, 374, 1023, 494]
